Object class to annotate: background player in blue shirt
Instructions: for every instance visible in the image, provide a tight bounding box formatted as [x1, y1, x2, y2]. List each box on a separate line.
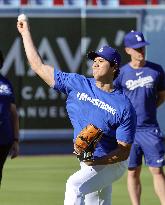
[0, 50, 19, 186]
[17, 16, 136, 205]
[114, 30, 165, 205]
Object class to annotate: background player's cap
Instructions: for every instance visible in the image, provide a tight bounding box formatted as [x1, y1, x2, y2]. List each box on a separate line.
[124, 30, 150, 49]
[87, 45, 121, 66]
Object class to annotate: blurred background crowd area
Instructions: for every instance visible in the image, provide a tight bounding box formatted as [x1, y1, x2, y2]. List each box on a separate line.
[0, 0, 165, 7]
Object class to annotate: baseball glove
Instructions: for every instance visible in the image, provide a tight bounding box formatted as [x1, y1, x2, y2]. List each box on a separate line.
[73, 124, 103, 160]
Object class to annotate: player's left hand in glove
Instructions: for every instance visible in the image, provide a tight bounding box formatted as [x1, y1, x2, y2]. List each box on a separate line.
[73, 124, 103, 161]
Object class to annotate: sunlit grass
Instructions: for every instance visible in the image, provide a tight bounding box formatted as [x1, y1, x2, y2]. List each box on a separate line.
[0, 155, 161, 205]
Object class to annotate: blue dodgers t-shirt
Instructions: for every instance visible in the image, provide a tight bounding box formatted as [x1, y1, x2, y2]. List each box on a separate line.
[114, 61, 165, 128]
[53, 69, 136, 158]
[0, 74, 15, 145]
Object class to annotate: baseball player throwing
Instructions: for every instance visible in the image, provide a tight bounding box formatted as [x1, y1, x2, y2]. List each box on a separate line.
[17, 14, 136, 205]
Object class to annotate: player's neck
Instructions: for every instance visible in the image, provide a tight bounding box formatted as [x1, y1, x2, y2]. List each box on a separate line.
[96, 81, 114, 93]
[129, 60, 146, 69]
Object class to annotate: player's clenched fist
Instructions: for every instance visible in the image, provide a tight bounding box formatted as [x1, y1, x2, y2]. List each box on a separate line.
[17, 14, 29, 34]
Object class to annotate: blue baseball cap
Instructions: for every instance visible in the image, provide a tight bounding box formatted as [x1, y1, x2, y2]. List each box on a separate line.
[124, 30, 150, 49]
[87, 45, 121, 66]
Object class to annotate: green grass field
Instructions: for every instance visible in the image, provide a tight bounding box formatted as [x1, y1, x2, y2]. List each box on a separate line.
[0, 155, 161, 205]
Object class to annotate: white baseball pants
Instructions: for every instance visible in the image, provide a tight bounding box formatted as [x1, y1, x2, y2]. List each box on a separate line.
[64, 160, 127, 205]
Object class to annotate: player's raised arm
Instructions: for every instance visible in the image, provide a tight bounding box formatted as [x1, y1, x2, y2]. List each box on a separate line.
[17, 14, 55, 87]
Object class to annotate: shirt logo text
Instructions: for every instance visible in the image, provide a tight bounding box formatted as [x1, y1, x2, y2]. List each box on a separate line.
[77, 92, 116, 115]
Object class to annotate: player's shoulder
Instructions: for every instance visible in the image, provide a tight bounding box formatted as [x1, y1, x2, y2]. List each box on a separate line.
[113, 89, 136, 118]
[72, 73, 89, 83]
[119, 92, 136, 116]
[146, 61, 163, 72]
[67, 73, 94, 89]
[56, 68, 88, 83]
[114, 88, 132, 106]
[73, 73, 95, 84]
